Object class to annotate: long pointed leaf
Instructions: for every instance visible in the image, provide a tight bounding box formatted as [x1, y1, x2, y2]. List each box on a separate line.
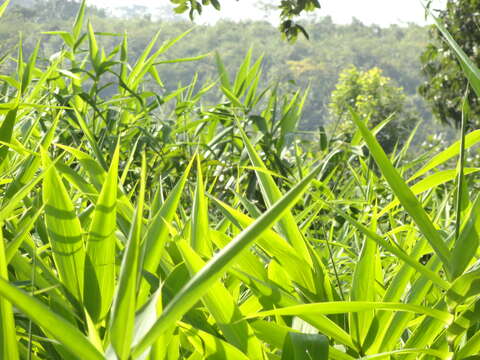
[132, 161, 323, 357]
[41, 149, 85, 301]
[109, 152, 146, 359]
[84, 145, 119, 323]
[350, 108, 451, 272]
[0, 278, 103, 360]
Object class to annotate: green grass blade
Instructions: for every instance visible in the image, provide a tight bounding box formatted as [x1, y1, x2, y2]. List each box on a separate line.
[71, 106, 107, 169]
[54, 144, 135, 232]
[87, 21, 100, 71]
[245, 301, 453, 324]
[0, 109, 17, 168]
[364, 231, 428, 353]
[245, 278, 355, 349]
[379, 168, 480, 217]
[209, 229, 267, 282]
[350, 235, 377, 349]
[131, 289, 163, 348]
[457, 330, 480, 359]
[72, 0, 86, 41]
[350, 108, 451, 272]
[138, 158, 194, 304]
[153, 52, 211, 65]
[282, 332, 329, 360]
[446, 266, 480, 310]
[359, 348, 451, 360]
[5, 204, 45, 263]
[454, 94, 470, 242]
[233, 48, 252, 96]
[0, 0, 10, 18]
[0, 227, 19, 360]
[16, 34, 24, 81]
[450, 195, 480, 279]
[408, 129, 480, 182]
[132, 161, 323, 357]
[215, 51, 231, 90]
[221, 85, 244, 109]
[0, 278, 103, 360]
[109, 152, 146, 359]
[84, 145, 119, 323]
[178, 240, 264, 358]
[119, 32, 128, 84]
[179, 321, 250, 359]
[128, 31, 160, 85]
[402, 300, 448, 357]
[21, 40, 39, 95]
[325, 201, 449, 290]
[190, 155, 212, 256]
[249, 320, 293, 349]
[237, 122, 313, 267]
[379, 256, 446, 352]
[129, 28, 194, 91]
[41, 149, 85, 301]
[210, 197, 315, 291]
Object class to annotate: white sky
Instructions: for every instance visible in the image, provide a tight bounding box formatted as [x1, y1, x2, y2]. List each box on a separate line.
[88, 0, 447, 27]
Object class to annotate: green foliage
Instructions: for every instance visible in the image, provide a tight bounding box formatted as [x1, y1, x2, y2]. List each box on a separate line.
[170, 0, 321, 41]
[420, 0, 480, 130]
[0, 1, 432, 134]
[329, 66, 418, 152]
[0, 2, 479, 360]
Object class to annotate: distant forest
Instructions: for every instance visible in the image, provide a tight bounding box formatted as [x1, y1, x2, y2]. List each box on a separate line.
[1, 0, 451, 136]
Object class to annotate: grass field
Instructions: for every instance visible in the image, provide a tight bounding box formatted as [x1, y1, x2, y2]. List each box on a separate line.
[0, 0, 479, 359]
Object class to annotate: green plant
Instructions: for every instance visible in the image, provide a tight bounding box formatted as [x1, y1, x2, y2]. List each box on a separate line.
[420, 0, 480, 130]
[0, 1, 479, 359]
[329, 66, 418, 153]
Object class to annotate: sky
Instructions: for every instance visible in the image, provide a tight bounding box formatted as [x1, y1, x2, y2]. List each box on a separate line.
[88, 0, 447, 27]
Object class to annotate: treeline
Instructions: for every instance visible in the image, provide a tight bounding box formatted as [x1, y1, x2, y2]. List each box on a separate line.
[2, 0, 436, 131]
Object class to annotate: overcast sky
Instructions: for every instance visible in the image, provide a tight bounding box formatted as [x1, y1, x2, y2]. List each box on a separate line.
[88, 0, 447, 27]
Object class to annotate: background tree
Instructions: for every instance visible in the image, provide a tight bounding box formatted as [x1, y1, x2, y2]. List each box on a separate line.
[419, 0, 480, 130]
[170, 0, 321, 40]
[329, 66, 418, 152]
[3, 0, 437, 140]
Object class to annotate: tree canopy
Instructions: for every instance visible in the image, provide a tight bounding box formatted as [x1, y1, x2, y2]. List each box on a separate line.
[170, 0, 321, 40]
[329, 66, 418, 152]
[2, 1, 431, 131]
[419, 0, 480, 130]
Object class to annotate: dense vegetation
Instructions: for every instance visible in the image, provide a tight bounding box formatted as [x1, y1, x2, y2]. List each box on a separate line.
[420, 0, 480, 130]
[0, 0, 480, 359]
[3, 0, 439, 134]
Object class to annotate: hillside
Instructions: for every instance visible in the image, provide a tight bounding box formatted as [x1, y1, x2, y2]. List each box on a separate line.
[0, 0, 443, 133]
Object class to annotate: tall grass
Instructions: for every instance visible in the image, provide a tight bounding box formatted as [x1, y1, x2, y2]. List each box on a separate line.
[0, 0, 479, 359]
